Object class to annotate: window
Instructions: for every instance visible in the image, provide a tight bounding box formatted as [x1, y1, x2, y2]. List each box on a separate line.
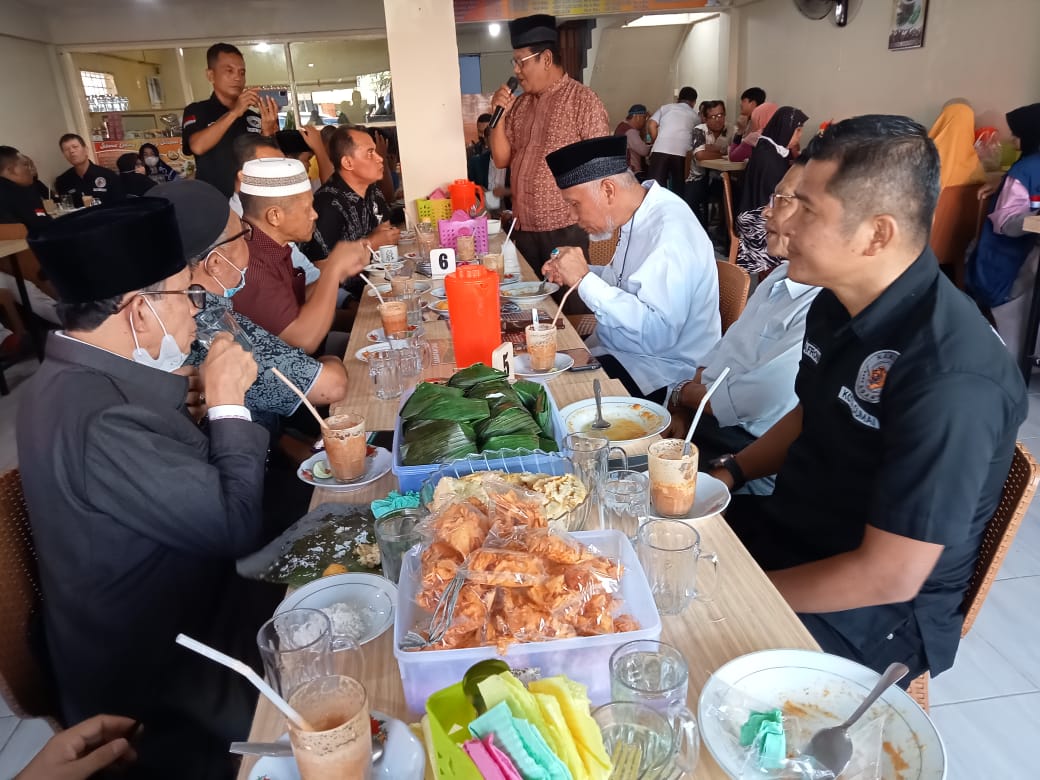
[80, 70, 117, 97]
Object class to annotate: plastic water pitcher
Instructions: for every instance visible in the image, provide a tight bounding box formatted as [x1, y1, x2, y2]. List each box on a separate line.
[449, 179, 486, 215]
[445, 265, 501, 368]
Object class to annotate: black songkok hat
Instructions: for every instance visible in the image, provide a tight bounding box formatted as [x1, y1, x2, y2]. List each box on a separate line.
[148, 179, 230, 263]
[509, 14, 557, 49]
[546, 136, 629, 190]
[28, 199, 185, 305]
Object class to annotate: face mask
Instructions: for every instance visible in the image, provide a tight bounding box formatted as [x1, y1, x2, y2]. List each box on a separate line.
[209, 249, 247, 298]
[130, 297, 188, 372]
[143, 156, 160, 167]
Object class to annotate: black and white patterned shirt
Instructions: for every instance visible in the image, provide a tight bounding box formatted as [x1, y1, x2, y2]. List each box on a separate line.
[302, 173, 389, 260]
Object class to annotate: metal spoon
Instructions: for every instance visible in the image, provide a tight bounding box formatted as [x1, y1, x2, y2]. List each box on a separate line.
[804, 662, 909, 776]
[592, 379, 611, 429]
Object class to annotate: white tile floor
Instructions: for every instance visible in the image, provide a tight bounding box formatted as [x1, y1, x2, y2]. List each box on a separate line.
[1, 358, 1039, 777]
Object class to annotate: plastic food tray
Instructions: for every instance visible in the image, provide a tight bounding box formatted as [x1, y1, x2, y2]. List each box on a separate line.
[394, 529, 662, 715]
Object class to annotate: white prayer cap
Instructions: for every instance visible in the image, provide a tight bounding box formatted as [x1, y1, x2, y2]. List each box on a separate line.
[239, 157, 312, 197]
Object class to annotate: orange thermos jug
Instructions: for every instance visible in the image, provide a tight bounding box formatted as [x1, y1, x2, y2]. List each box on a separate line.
[445, 265, 501, 368]
[449, 179, 486, 214]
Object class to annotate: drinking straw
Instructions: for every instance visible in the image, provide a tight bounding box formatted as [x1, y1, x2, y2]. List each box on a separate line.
[684, 366, 731, 455]
[359, 273, 386, 305]
[175, 633, 313, 731]
[503, 215, 518, 245]
[271, 367, 328, 432]
[550, 285, 580, 330]
[532, 309, 539, 326]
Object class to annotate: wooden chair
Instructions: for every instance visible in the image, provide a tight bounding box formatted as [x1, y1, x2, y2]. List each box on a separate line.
[930, 183, 988, 290]
[907, 442, 1040, 710]
[720, 172, 740, 264]
[0, 469, 59, 720]
[716, 259, 750, 334]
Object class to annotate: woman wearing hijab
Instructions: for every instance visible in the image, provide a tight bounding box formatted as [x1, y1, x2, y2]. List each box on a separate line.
[138, 143, 178, 184]
[930, 101, 986, 189]
[115, 153, 156, 197]
[968, 102, 1040, 361]
[735, 106, 808, 275]
[729, 102, 779, 163]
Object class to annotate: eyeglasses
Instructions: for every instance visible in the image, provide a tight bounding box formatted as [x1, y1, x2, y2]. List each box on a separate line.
[118, 284, 208, 312]
[768, 192, 797, 210]
[706, 112, 726, 120]
[207, 223, 252, 253]
[511, 50, 542, 69]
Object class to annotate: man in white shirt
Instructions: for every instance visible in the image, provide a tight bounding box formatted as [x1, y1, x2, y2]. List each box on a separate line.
[667, 154, 819, 493]
[647, 86, 699, 195]
[543, 136, 720, 403]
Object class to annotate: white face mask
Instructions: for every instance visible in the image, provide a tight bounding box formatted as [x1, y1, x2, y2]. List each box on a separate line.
[130, 297, 188, 372]
[143, 156, 160, 167]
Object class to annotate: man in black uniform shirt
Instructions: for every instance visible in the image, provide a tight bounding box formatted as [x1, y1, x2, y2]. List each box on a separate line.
[710, 115, 1028, 683]
[182, 43, 278, 198]
[0, 145, 50, 231]
[55, 133, 122, 206]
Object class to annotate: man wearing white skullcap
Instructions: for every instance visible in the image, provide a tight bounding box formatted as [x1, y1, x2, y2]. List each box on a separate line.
[232, 157, 367, 354]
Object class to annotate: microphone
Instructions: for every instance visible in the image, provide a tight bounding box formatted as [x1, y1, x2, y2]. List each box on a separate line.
[488, 77, 520, 130]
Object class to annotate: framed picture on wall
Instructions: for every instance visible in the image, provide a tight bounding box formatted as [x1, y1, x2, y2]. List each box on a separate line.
[889, 0, 928, 50]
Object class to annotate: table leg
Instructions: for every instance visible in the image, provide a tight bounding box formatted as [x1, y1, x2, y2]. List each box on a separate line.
[720, 172, 738, 264]
[8, 254, 44, 362]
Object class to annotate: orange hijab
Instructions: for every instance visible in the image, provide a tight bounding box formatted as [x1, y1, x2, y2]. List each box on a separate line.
[743, 102, 779, 147]
[929, 103, 986, 189]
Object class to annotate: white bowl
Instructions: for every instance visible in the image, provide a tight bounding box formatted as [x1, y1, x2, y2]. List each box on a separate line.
[275, 572, 397, 646]
[486, 218, 502, 235]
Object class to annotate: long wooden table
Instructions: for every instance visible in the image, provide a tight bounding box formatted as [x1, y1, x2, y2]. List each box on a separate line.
[237, 250, 819, 780]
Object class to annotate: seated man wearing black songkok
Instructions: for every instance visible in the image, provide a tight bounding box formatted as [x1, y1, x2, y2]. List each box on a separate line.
[18, 199, 280, 780]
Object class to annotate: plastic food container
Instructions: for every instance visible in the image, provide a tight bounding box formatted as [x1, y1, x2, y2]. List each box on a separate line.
[393, 529, 662, 715]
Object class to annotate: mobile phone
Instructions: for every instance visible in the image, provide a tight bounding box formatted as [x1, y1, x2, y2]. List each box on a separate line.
[258, 88, 289, 108]
[561, 348, 601, 371]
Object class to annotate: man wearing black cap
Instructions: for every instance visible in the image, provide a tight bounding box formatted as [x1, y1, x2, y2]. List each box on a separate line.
[17, 199, 277, 779]
[614, 104, 651, 180]
[542, 136, 720, 403]
[151, 179, 349, 424]
[489, 14, 610, 275]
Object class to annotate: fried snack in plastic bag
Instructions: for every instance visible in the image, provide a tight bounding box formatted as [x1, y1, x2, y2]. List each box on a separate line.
[423, 497, 491, 557]
[465, 548, 551, 588]
[483, 476, 549, 536]
[417, 541, 464, 611]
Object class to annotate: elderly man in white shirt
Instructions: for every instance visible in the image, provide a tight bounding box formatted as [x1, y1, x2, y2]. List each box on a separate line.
[666, 155, 819, 493]
[542, 135, 720, 404]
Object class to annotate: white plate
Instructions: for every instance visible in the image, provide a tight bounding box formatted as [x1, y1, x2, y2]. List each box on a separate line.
[649, 472, 731, 522]
[425, 299, 451, 318]
[250, 711, 425, 780]
[497, 272, 521, 285]
[356, 342, 391, 362]
[699, 649, 946, 780]
[275, 573, 397, 646]
[513, 351, 574, 379]
[500, 280, 560, 305]
[367, 261, 389, 273]
[364, 283, 392, 298]
[367, 326, 421, 343]
[559, 396, 670, 444]
[297, 449, 392, 491]
[428, 285, 448, 299]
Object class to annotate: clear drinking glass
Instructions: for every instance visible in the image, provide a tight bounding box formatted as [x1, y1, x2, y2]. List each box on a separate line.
[387, 330, 432, 383]
[524, 323, 558, 372]
[647, 439, 699, 518]
[288, 675, 373, 780]
[368, 350, 403, 400]
[610, 639, 689, 715]
[416, 221, 437, 261]
[194, 307, 254, 352]
[394, 292, 424, 329]
[374, 508, 427, 584]
[636, 519, 720, 616]
[256, 608, 333, 698]
[565, 433, 628, 507]
[603, 469, 649, 540]
[592, 701, 699, 778]
[377, 300, 408, 336]
[322, 413, 367, 482]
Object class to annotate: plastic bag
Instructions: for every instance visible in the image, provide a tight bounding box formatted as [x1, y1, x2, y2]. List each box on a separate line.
[975, 127, 1003, 172]
[704, 682, 886, 780]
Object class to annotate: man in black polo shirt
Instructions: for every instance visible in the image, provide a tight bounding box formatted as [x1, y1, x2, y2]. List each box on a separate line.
[0, 145, 50, 231]
[711, 115, 1028, 683]
[302, 126, 398, 261]
[182, 42, 278, 198]
[55, 133, 122, 207]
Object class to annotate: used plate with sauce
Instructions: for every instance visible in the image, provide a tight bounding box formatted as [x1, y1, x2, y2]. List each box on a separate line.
[559, 396, 670, 443]
[699, 649, 946, 779]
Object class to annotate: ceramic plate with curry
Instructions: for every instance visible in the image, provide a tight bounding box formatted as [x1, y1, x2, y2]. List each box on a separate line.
[559, 396, 670, 444]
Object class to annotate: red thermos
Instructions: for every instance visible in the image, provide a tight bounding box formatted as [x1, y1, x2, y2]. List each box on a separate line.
[445, 265, 501, 368]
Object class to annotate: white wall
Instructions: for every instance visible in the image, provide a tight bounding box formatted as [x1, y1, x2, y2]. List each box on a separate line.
[675, 15, 724, 106]
[0, 36, 75, 187]
[736, 0, 1040, 137]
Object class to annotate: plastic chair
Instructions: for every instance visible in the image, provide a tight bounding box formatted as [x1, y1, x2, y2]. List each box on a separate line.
[930, 183, 987, 289]
[716, 260, 750, 334]
[0, 469, 59, 720]
[908, 442, 1040, 710]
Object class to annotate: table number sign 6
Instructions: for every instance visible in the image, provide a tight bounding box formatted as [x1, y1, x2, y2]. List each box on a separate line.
[430, 247, 456, 280]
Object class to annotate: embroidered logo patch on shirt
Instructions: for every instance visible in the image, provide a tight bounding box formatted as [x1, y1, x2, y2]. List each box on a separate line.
[94, 176, 107, 189]
[855, 349, 899, 403]
[246, 115, 262, 131]
[803, 340, 821, 364]
[838, 386, 880, 429]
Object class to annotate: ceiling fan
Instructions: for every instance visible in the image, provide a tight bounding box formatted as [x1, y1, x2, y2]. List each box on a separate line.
[793, 0, 851, 27]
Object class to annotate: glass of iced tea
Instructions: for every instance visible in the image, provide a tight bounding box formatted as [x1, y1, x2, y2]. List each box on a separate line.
[322, 413, 366, 482]
[647, 439, 698, 517]
[525, 322, 558, 372]
[288, 675, 372, 780]
[377, 300, 408, 336]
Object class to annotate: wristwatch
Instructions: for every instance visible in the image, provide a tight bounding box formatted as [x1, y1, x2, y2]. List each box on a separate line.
[708, 453, 746, 492]
[669, 379, 692, 410]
